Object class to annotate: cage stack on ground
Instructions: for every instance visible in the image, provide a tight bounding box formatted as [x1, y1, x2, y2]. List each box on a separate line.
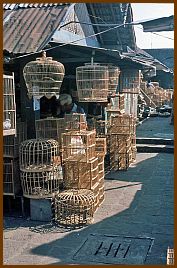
[19, 139, 62, 199]
[54, 125, 106, 228]
[107, 114, 136, 171]
[3, 121, 27, 197]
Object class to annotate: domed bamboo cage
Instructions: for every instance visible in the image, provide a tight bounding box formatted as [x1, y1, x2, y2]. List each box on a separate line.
[76, 63, 109, 102]
[54, 189, 95, 227]
[20, 166, 62, 199]
[19, 139, 60, 170]
[23, 51, 65, 99]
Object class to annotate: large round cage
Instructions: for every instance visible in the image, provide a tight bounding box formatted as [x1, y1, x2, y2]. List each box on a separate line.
[19, 139, 60, 170]
[23, 52, 65, 99]
[20, 166, 62, 198]
[76, 63, 109, 102]
[54, 189, 95, 227]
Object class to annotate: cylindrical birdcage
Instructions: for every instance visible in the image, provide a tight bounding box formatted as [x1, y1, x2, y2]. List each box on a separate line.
[76, 63, 109, 102]
[23, 52, 65, 99]
[19, 139, 60, 170]
[20, 165, 62, 198]
[54, 189, 95, 227]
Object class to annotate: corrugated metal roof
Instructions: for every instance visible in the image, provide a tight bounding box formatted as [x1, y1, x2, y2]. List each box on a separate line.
[3, 4, 70, 54]
[86, 3, 137, 51]
[3, 3, 67, 10]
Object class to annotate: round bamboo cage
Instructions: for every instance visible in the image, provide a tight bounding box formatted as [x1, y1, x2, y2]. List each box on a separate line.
[76, 63, 109, 102]
[20, 165, 62, 198]
[23, 51, 65, 99]
[19, 139, 60, 170]
[54, 189, 95, 227]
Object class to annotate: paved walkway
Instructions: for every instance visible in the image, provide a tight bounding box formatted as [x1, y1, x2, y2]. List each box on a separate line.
[3, 117, 174, 265]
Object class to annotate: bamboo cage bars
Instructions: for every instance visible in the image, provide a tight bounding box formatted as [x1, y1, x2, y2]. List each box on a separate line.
[3, 74, 16, 136]
[20, 166, 62, 198]
[23, 52, 65, 99]
[64, 113, 87, 131]
[19, 139, 60, 170]
[76, 63, 109, 102]
[61, 130, 96, 162]
[54, 189, 95, 227]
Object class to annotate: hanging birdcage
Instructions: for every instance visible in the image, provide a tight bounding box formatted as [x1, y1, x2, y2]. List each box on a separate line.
[76, 63, 109, 102]
[23, 51, 65, 99]
[19, 139, 60, 170]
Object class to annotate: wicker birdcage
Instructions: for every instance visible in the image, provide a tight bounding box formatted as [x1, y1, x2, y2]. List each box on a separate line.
[3, 74, 16, 136]
[63, 156, 99, 189]
[61, 130, 96, 162]
[64, 113, 87, 131]
[23, 52, 65, 99]
[76, 63, 109, 102]
[19, 139, 60, 170]
[54, 189, 95, 227]
[94, 120, 107, 137]
[20, 166, 62, 198]
[35, 117, 66, 146]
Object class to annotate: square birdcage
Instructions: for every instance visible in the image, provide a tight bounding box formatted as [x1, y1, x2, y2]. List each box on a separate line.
[20, 165, 62, 199]
[76, 63, 109, 102]
[91, 182, 100, 212]
[3, 158, 21, 196]
[63, 157, 99, 190]
[109, 134, 132, 154]
[54, 189, 95, 228]
[19, 139, 60, 170]
[64, 113, 87, 131]
[61, 130, 96, 162]
[109, 114, 136, 135]
[95, 137, 107, 156]
[3, 74, 16, 136]
[110, 150, 132, 171]
[3, 121, 27, 158]
[94, 120, 107, 137]
[35, 117, 66, 146]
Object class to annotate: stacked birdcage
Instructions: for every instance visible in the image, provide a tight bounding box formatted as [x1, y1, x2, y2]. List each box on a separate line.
[19, 139, 62, 198]
[58, 128, 105, 217]
[107, 114, 136, 171]
[3, 121, 27, 197]
[3, 74, 16, 136]
[64, 113, 87, 131]
[35, 117, 66, 147]
[23, 51, 65, 99]
[76, 63, 109, 102]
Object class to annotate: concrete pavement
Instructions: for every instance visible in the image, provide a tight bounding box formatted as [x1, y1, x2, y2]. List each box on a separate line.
[3, 117, 174, 265]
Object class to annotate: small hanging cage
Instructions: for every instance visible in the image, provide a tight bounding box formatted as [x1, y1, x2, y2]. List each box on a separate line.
[20, 166, 62, 198]
[76, 63, 109, 102]
[19, 139, 60, 170]
[23, 51, 65, 99]
[54, 189, 95, 227]
[3, 74, 16, 136]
